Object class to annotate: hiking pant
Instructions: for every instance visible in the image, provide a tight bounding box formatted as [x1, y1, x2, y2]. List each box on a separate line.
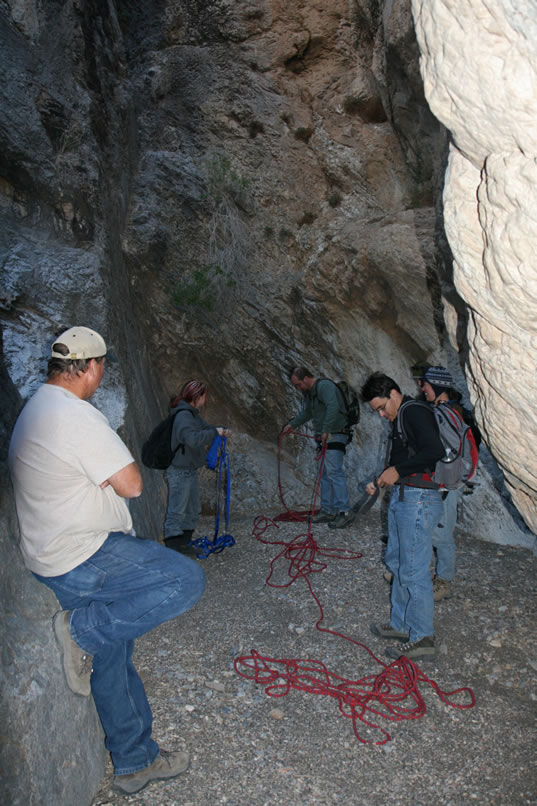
[432, 488, 462, 581]
[320, 433, 351, 514]
[384, 486, 443, 642]
[164, 466, 200, 538]
[35, 532, 206, 775]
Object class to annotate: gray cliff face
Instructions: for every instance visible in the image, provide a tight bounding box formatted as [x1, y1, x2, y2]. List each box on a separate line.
[0, 1, 534, 803]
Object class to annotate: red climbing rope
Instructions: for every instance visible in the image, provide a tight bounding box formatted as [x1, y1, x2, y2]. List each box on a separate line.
[234, 430, 476, 745]
[274, 429, 324, 522]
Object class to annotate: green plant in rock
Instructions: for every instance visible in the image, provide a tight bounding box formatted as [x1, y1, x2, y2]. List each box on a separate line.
[328, 192, 342, 208]
[201, 152, 252, 288]
[172, 263, 235, 312]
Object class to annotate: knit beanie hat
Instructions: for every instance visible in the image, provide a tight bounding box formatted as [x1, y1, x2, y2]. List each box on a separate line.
[422, 365, 454, 388]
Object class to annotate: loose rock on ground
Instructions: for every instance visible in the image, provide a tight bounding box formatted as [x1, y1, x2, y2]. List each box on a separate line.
[92, 504, 537, 806]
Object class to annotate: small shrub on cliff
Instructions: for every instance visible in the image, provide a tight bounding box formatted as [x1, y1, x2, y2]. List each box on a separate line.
[328, 192, 342, 208]
[172, 263, 235, 312]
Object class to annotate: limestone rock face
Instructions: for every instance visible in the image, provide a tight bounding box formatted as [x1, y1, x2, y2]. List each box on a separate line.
[412, 0, 537, 532]
[0, 0, 535, 802]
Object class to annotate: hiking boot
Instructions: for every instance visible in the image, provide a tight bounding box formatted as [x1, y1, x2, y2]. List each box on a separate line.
[383, 570, 393, 584]
[114, 749, 190, 795]
[53, 611, 93, 696]
[433, 577, 453, 601]
[328, 510, 355, 529]
[312, 509, 336, 524]
[370, 622, 409, 641]
[385, 635, 435, 662]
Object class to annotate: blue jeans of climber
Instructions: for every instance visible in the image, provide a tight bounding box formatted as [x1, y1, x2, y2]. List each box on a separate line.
[35, 532, 206, 775]
[164, 467, 200, 538]
[320, 433, 351, 514]
[384, 486, 443, 642]
[432, 489, 462, 581]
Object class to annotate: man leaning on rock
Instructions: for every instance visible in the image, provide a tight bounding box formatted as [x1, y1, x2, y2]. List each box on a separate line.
[8, 326, 206, 796]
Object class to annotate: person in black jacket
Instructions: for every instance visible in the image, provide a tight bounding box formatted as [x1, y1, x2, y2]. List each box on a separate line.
[164, 380, 230, 554]
[361, 372, 444, 662]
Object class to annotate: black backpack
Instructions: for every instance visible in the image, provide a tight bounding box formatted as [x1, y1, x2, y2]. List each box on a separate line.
[141, 409, 193, 469]
[335, 380, 361, 428]
[316, 378, 360, 439]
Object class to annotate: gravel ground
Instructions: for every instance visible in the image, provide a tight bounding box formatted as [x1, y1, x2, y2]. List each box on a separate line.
[92, 502, 537, 806]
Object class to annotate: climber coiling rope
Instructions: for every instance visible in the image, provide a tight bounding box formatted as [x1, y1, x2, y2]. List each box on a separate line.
[234, 428, 476, 745]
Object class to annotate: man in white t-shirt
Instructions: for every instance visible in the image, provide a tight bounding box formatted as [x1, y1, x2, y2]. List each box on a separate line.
[8, 326, 206, 796]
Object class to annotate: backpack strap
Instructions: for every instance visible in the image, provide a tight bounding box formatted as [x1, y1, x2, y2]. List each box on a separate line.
[171, 407, 196, 454]
[395, 399, 439, 491]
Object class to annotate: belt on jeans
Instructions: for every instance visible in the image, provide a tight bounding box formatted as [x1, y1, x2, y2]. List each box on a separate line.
[396, 477, 440, 501]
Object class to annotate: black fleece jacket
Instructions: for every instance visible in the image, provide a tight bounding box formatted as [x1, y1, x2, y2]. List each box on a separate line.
[390, 396, 444, 479]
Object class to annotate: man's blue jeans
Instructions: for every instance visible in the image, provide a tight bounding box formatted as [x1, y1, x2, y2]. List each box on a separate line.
[432, 489, 462, 581]
[384, 486, 443, 642]
[35, 532, 206, 775]
[164, 467, 200, 538]
[320, 434, 350, 513]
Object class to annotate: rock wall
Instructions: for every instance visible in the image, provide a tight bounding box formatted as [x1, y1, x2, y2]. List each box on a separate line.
[1, 0, 536, 802]
[411, 0, 537, 533]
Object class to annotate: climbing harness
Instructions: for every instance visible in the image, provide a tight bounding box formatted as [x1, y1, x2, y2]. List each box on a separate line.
[190, 436, 235, 558]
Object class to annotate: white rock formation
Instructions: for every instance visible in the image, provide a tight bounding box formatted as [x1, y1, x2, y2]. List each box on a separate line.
[412, 0, 537, 533]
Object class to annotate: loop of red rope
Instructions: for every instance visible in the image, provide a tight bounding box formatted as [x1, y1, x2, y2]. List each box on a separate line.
[234, 430, 476, 745]
[234, 651, 475, 745]
[274, 429, 325, 522]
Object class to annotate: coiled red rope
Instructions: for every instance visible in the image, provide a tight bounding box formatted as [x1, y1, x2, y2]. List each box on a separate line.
[234, 429, 476, 745]
[274, 429, 324, 522]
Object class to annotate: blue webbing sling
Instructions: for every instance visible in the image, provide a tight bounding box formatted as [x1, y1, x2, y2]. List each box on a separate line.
[190, 436, 235, 559]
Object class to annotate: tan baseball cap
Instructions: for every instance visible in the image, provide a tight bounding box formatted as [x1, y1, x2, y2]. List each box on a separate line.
[51, 326, 107, 360]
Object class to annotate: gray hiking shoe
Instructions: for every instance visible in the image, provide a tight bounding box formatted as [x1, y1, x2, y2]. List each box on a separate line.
[433, 577, 453, 601]
[385, 635, 435, 662]
[312, 509, 336, 524]
[53, 611, 93, 696]
[370, 622, 409, 641]
[328, 510, 355, 529]
[114, 749, 190, 795]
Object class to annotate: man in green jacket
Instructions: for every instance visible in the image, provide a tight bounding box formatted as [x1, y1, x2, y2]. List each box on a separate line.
[282, 366, 355, 529]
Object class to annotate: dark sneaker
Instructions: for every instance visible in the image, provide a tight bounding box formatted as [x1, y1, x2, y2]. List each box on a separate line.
[433, 577, 453, 601]
[114, 749, 190, 795]
[312, 509, 336, 524]
[53, 611, 93, 696]
[164, 532, 195, 554]
[370, 622, 409, 641]
[328, 510, 355, 529]
[385, 635, 435, 661]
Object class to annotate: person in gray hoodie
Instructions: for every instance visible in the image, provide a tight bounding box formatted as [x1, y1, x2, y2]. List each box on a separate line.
[164, 380, 230, 553]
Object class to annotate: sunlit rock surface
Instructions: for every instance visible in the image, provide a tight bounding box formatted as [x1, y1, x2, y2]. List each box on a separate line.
[412, 0, 537, 532]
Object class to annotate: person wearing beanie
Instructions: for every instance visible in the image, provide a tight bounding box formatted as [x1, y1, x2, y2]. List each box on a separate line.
[422, 366, 465, 602]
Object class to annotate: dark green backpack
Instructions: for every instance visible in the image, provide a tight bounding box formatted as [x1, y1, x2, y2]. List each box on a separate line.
[334, 380, 360, 428]
[318, 378, 361, 431]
